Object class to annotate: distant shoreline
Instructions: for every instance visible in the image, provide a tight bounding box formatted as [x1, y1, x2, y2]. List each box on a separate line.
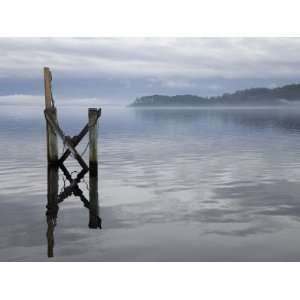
[129, 83, 300, 107]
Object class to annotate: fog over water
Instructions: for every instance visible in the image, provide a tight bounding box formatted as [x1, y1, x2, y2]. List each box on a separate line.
[1, 104, 300, 261]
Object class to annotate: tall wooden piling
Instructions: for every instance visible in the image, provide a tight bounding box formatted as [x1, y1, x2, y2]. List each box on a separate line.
[88, 108, 99, 228]
[44, 67, 58, 165]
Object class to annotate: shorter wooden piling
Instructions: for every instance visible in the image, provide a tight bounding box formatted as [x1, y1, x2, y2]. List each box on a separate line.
[88, 108, 100, 228]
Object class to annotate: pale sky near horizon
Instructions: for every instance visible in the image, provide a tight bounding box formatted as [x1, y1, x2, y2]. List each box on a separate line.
[1, 38, 300, 105]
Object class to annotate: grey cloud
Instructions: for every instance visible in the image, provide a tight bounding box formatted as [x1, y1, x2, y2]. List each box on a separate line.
[1, 38, 300, 102]
[2, 38, 300, 79]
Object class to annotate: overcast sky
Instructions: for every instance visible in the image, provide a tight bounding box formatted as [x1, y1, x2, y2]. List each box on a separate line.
[1, 38, 300, 105]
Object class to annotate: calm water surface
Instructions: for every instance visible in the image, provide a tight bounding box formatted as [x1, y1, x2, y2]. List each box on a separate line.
[1, 104, 300, 261]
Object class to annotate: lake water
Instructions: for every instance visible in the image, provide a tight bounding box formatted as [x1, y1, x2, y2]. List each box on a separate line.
[1, 105, 300, 261]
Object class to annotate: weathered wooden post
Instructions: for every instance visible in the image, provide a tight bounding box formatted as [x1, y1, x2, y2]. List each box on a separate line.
[44, 67, 58, 165]
[88, 108, 100, 228]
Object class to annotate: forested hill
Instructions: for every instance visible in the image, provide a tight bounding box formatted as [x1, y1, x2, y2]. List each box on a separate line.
[129, 84, 300, 107]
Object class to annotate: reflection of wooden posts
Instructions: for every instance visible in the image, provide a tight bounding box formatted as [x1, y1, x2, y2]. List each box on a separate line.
[89, 108, 100, 228]
[46, 165, 59, 258]
[44, 67, 58, 165]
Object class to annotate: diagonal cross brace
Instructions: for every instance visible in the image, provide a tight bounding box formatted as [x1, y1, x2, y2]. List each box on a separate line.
[44, 109, 89, 171]
[58, 108, 101, 164]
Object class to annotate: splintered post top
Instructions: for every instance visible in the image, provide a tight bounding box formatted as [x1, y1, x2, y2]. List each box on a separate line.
[44, 67, 54, 109]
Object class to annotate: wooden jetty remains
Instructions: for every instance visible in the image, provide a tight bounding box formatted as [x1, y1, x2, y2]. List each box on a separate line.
[44, 67, 101, 257]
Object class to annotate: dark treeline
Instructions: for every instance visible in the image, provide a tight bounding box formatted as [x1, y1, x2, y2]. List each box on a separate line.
[130, 83, 300, 107]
